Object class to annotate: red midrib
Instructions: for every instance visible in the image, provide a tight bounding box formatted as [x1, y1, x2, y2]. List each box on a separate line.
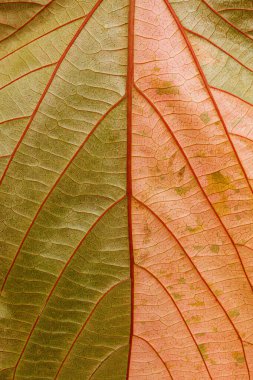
[126, 0, 135, 379]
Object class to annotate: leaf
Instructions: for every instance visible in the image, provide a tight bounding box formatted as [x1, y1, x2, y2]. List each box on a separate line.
[0, 0, 52, 42]
[203, 0, 253, 37]
[0, 0, 253, 379]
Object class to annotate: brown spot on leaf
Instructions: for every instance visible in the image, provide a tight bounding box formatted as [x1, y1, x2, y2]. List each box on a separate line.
[207, 170, 234, 193]
[200, 112, 210, 125]
[187, 315, 202, 324]
[152, 78, 179, 95]
[172, 292, 183, 300]
[174, 185, 191, 196]
[190, 300, 205, 307]
[186, 223, 203, 233]
[228, 309, 240, 318]
[232, 351, 245, 364]
[198, 344, 208, 360]
[210, 244, 219, 253]
[178, 165, 186, 180]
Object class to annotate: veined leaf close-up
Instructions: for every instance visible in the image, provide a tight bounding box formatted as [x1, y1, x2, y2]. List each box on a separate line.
[1, 0, 253, 379]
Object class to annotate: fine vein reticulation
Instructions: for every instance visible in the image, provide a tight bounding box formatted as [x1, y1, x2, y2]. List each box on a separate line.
[0, 0, 253, 379]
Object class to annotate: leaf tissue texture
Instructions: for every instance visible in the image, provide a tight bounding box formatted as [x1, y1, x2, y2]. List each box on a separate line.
[0, 0, 253, 379]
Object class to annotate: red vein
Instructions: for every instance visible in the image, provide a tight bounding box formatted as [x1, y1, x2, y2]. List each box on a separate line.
[0, 21, 15, 28]
[0, 0, 55, 43]
[126, 0, 135, 379]
[134, 196, 250, 376]
[0, 154, 11, 159]
[0, 0, 104, 186]
[0, 1, 43, 5]
[238, 244, 253, 255]
[134, 335, 173, 379]
[243, 341, 253, 346]
[210, 86, 253, 107]
[88, 345, 128, 380]
[164, 0, 253, 197]
[230, 133, 253, 145]
[134, 84, 253, 294]
[12, 195, 127, 379]
[0, 62, 56, 91]
[54, 278, 129, 379]
[200, 0, 253, 42]
[218, 7, 253, 12]
[0, 115, 30, 126]
[135, 264, 213, 379]
[0, 16, 85, 61]
[0, 95, 125, 294]
[0, 367, 14, 374]
[184, 27, 253, 72]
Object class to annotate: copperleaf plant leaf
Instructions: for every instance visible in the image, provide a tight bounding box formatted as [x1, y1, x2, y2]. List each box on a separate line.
[0, 0, 253, 379]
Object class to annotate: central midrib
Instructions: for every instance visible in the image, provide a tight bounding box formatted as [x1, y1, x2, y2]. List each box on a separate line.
[126, 0, 136, 378]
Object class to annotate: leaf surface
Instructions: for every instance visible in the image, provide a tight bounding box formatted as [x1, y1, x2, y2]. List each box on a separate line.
[0, 0, 253, 379]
